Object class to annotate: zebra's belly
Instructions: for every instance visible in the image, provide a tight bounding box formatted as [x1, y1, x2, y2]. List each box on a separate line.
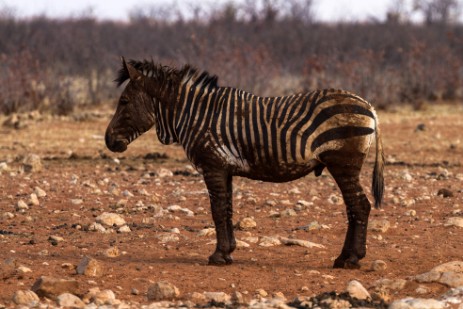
[234, 160, 321, 183]
[207, 143, 321, 182]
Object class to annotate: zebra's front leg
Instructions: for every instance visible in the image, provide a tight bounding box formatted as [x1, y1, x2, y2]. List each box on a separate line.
[203, 169, 236, 265]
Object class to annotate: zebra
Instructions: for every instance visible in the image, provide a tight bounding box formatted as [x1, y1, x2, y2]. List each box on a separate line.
[105, 58, 385, 269]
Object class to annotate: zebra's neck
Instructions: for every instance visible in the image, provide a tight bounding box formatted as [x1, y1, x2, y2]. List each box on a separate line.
[173, 69, 219, 137]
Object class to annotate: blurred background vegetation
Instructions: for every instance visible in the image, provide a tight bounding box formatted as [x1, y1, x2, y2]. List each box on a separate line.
[0, 0, 462, 115]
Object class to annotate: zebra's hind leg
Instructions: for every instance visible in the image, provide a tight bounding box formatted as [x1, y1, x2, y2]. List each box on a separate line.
[203, 169, 236, 265]
[321, 151, 371, 269]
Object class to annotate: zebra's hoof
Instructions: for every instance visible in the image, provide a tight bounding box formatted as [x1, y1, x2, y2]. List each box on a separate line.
[333, 256, 360, 269]
[208, 252, 233, 265]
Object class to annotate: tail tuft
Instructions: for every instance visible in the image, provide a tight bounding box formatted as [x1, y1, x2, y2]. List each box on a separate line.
[372, 122, 385, 209]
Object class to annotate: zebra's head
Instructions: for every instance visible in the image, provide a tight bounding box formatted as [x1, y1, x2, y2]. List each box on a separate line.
[105, 58, 157, 153]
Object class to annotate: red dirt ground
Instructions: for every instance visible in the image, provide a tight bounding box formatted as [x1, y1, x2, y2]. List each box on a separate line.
[0, 105, 462, 306]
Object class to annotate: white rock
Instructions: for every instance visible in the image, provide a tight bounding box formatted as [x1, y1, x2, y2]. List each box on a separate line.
[15, 200, 29, 211]
[328, 194, 342, 205]
[203, 292, 231, 304]
[104, 246, 120, 258]
[88, 222, 107, 233]
[29, 193, 40, 206]
[138, 188, 150, 196]
[135, 200, 145, 209]
[157, 168, 173, 178]
[3, 212, 14, 219]
[236, 239, 250, 248]
[258, 236, 282, 247]
[12, 290, 40, 307]
[246, 196, 258, 204]
[440, 287, 463, 306]
[147, 281, 180, 301]
[255, 289, 268, 297]
[57, 293, 85, 308]
[368, 219, 391, 233]
[289, 187, 301, 194]
[296, 200, 312, 208]
[249, 297, 291, 309]
[82, 287, 100, 303]
[167, 205, 194, 217]
[92, 289, 117, 305]
[31, 276, 79, 299]
[445, 217, 463, 228]
[242, 236, 259, 243]
[429, 261, 463, 274]
[370, 260, 388, 271]
[231, 291, 245, 305]
[346, 280, 371, 300]
[281, 199, 292, 206]
[96, 212, 126, 227]
[272, 291, 286, 301]
[150, 204, 166, 217]
[389, 298, 446, 309]
[400, 170, 413, 181]
[116, 199, 128, 208]
[49, 235, 64, 245]
[238, 217, 257, 230]
[23, 154, 42, 173]
[76, 256, 103, 277]
[265, 199, 277, 206]
[122, 189, 134, 197]
[280, 209, 297, 217]
[17, 266, 32, 274]
[71, 199, 83, 205]
[415, 261, 463, 288]
[156, 233, 180, 243]
[118, 225, 131, 233]
[439, 271, 463, 288]
[190, 291, 207, 303]
[0, 162, 9, 172]
[321, 298, 352, 309]
[415, 285, 430, 295]
[374, 278, 407, 291]
[34, 186, 47, 197]
[197, 228, 216, 237]
[279, 237, 325, 248]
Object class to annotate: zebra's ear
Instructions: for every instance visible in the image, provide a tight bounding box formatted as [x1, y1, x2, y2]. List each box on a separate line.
[121, 57, 142, 81]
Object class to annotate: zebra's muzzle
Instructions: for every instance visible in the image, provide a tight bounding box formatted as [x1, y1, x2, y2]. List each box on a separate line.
[105, 132, 128, 153]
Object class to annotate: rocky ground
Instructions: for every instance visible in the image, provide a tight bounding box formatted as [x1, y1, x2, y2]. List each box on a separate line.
[0, 105, 462, 308]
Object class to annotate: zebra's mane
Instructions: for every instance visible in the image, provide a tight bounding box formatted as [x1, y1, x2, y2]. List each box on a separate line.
[115, 59, 219, 91]
[179, 66, 219, 91]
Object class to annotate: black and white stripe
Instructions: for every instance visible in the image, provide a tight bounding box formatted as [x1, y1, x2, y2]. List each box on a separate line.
[106, 59, 385, 269]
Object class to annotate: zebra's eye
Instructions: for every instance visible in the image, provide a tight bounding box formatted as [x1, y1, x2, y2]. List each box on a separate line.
[120, 98, 129, 106]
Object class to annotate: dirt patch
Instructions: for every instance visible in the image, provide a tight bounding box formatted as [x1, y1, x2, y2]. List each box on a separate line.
[0, 106, 462, 307]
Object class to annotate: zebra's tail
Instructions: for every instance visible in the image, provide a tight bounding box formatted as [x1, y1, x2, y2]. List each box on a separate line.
[372, 119, 385, 209]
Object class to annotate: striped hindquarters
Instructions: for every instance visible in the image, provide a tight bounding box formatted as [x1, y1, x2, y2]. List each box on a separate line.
[300, 90, 377, 161]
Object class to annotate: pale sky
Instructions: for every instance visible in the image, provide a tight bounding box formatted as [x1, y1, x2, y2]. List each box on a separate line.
[0, 0, 399, 22]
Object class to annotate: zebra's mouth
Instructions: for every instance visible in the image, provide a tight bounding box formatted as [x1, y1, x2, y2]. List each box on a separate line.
[105, 133, 128, 153]
[109, 139, 128, 152]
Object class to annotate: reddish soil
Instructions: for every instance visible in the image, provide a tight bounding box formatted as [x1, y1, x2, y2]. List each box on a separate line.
[0, 105, 462, 306]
